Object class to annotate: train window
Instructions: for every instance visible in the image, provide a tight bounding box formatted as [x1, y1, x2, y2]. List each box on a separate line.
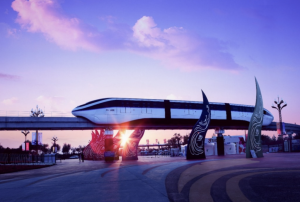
[171, 103, 181, 108]
[132, 102, 140, 107]
[230, 106, 239, 111]
[263, 110, 266, 115]
[194, 104, 203, 109]
[152, 102, 163, 108]
[77, 98, 107, 107]
[210, 104, 225, 110]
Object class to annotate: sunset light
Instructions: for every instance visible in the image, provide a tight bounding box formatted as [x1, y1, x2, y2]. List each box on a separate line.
[121, 130, 133, 146]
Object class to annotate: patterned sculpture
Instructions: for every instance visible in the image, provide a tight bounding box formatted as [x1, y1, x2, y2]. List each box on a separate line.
[186, 91, 211, 160]
[83, 129, 106, 160]
[122, 129, 145, 160]
[246, 78, 264, 158]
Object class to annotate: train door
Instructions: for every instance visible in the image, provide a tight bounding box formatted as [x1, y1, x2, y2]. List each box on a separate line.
[147, 102, 152, 114]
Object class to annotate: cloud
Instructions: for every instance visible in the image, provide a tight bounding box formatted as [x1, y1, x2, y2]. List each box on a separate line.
[131, 16, 243, 71]
[11, 0, 100, 51]
[166, 94, 182, 100]
[2, 97, 19, 105]
[12, 0, 243, 71]
[0, 73, 20, 80]
[36, 95, 65, 110]
[7, 28, 18, 37]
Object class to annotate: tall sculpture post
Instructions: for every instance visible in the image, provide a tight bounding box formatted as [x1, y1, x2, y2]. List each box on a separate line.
[122, 129, 145, 161]
[246, 78, 264, 158]
[186, 91, 211, 160]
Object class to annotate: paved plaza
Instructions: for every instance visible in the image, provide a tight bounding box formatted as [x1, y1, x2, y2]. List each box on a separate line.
[1, 153, 300, 202]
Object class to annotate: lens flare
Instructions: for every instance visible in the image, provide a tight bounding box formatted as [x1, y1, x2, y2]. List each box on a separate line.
[121, 130, 132, 146]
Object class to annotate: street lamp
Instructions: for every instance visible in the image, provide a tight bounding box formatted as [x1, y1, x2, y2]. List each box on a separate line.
[52, 137, 58, 153]
[272, 96, 288, 151]
[30, 105, 44, 117]
[21, 130, 30, 143]
[30, 105, 44, 154]
[21, 130, 30, 151]
[272, 96, 287, 135]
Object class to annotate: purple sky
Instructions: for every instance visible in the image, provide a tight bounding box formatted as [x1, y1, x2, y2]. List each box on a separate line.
[1, 0, 300, 149]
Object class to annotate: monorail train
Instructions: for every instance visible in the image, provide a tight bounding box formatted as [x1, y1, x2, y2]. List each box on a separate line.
[72, 98, 274, 129]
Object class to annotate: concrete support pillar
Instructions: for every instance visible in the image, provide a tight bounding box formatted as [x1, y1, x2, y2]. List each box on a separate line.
[104, 129, 114, 161]
[113, 130, 125, 160]
[215, 128, 225, 156]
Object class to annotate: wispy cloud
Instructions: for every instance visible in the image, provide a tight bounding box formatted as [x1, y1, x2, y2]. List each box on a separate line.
[0, 73, 20, 80]
[7, 28, 18, 37]
[12, 0, 243, 71]
[166, 94, 182, 100]
[36, 95, 65, 111]
[2, 97, 19, 105]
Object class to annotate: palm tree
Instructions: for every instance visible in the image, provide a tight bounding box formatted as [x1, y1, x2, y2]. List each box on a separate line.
[173, 133, 182, 151]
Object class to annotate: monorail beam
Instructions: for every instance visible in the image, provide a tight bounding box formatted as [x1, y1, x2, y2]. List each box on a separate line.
[0, 117, 299, 132]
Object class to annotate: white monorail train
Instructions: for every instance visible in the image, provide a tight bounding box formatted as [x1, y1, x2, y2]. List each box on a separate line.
[72, 98, 274, 126]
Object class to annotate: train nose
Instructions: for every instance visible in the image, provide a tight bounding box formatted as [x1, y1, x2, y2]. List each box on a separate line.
[72, 108, 79, 116]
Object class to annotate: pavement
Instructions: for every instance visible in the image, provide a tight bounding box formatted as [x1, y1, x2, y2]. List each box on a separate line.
[1, 153, 300, 202]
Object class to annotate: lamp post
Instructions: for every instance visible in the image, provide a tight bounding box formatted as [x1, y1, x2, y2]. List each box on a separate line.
[272, 96, 288, 150]
[30, 105, 44, 154]
[21, 130, 30, 143]
[51, 137, 58, 153]
[21, 130, 30, 151]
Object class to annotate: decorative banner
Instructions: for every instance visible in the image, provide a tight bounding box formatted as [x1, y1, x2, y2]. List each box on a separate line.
[246, 78, 264, 158]
[122, 129, 145, 160]
[164, 139, 166, 144]
[26, 142, 29, 151]
[146, 139, 149, 145]
[32, 132, 42, 145]
[186, 91, 211, 160]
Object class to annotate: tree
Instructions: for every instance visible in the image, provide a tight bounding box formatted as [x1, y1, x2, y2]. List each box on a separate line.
[276, 135, 284, 144]
[261, 134, 272, 145]
[182, 134, 189, 145]
[40, 144, 50, 154]
[71, 147, 76, 154]
[173, 133, 182, 150]
[293, 133, 300, 140]
[167, 137, 177, 148]
[62, 143, 71, 154]
[271, 135, 276, 143]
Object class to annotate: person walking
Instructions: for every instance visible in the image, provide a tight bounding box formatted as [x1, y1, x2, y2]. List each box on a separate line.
[78, 152, 81, 162]
[81, 152, 84, 162]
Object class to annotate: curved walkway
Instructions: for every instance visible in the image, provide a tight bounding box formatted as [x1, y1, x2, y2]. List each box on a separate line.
[1, 153, 300, 201]
[165, 153, 300, 202]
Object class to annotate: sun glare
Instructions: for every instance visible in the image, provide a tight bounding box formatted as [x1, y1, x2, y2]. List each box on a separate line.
[121, 131, 132, 146]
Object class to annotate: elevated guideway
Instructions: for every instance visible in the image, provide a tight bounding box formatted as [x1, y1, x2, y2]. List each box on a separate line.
[0, 116, 300, 132]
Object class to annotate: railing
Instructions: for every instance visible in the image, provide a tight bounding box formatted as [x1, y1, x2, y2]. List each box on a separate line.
[0, 153, 56, 164]
[0, 111, 73, 117]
